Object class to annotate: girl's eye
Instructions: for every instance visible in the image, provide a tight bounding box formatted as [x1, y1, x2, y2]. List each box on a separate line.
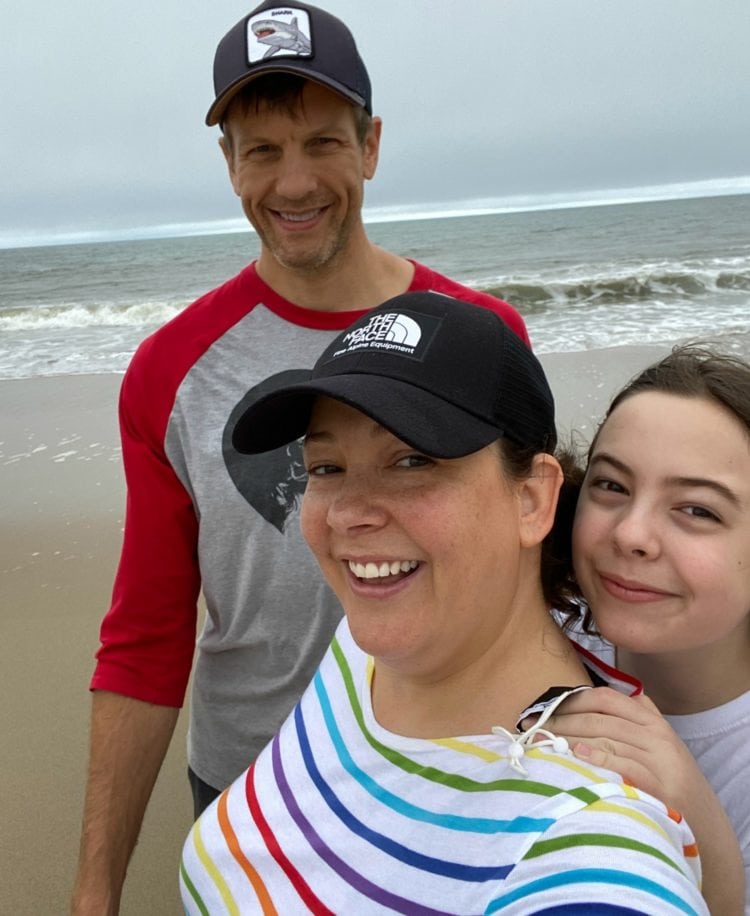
[679, 505, 721, 522]
[395, 454, 434, 469]
[590, 477, 626, 494]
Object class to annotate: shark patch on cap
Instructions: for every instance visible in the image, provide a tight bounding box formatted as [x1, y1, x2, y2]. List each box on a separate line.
[207, 2, 373, 125]
[246, 8, 313, 64]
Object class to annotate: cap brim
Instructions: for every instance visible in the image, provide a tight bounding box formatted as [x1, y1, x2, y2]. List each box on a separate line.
[232, 373, 502, 459]
[206, 65, 367, 126]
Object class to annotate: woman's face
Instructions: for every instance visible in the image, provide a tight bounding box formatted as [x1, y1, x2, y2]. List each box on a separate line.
[573, 391, 750, 657]
[300, 398, 556, 679]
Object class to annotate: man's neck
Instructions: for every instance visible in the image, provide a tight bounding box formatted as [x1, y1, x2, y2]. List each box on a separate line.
[256, 238, 415, 312]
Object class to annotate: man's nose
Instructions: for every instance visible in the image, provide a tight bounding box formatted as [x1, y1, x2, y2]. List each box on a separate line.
[273, 149, 319, 200]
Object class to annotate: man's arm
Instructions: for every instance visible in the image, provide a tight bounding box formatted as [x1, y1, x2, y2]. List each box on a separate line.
[71, 691, 179, 916]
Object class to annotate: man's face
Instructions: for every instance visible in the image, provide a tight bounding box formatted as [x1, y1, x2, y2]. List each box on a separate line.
[221, 82, 380, 275]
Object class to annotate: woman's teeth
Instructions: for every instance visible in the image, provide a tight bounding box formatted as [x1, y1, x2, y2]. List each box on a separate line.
[348, 560, 419, 580]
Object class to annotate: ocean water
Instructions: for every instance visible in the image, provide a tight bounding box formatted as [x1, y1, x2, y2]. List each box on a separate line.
[0, 193, 748, 380]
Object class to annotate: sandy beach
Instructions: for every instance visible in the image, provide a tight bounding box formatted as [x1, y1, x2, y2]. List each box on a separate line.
[0, 342, 688, 914]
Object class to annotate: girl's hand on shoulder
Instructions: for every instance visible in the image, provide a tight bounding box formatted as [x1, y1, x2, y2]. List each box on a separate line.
[523, 686, 703, 810]
[525, 686, 745, 915]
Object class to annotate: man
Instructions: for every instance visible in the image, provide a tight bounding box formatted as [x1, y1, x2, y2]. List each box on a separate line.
[72, 3, 528, 912]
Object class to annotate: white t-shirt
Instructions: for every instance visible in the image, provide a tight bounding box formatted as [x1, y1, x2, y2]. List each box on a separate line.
[578, 630, 750, 911]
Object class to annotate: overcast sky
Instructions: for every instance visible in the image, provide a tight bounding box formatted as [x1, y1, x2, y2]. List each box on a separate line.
[2, 0, 749, 244]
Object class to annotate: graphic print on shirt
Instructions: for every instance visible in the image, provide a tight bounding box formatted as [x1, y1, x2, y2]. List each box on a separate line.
[223, 370, 309, 534]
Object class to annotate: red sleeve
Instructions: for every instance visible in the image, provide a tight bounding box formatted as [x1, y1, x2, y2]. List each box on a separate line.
[90, 341, 200, 707]
[409, 263, 531, 348]
[91, 268, 259, 707]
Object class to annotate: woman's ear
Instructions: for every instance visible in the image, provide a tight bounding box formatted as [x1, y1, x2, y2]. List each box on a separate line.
[518, 453, 563, 549]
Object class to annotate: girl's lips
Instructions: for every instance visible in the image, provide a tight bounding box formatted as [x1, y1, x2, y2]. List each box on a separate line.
[598, 572, 675, 603]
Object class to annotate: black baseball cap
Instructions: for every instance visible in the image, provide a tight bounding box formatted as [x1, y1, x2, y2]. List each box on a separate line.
[206, 2, 372, 126]
[232, 292, 556, 459]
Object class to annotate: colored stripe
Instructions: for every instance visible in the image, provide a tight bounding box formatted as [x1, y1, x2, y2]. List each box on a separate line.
[217, 789, 278, 915]
[245, 761, 334, 915]
[430, 736, 504, 762]
[531, 905, 653, 915]
[485, 868, 700, 915]
[314, 668, 555, 834]
[588, 799, 670, 843]
[572, 641, 643, 696]
[270, 727, 454, 915]
[529, 748, 639, 799]
[331, 637, 568, 798]
[190, 817, 239, 915]
[180, 859, 209, 916]
[665, 809, 699, 859]
[524, 832, 684, 873]
[296, 699, 515, 880]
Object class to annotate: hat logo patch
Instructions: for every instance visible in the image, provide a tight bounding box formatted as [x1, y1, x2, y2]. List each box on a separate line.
[247, 9, 312, 63]
[334, 312, 430, 359]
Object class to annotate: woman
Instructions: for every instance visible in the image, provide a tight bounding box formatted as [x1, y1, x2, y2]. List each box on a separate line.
[180, 293, 707, 914]
[542, 346, 750, 914]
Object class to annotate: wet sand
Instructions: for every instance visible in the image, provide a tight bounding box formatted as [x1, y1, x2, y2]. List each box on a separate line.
[0, 344, 672, 914]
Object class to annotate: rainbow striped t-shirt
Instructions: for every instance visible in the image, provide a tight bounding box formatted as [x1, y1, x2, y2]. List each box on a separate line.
[180, 619, 707, 914]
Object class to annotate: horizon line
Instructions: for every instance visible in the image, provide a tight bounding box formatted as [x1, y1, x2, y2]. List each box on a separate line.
[2, 176, 749, 251]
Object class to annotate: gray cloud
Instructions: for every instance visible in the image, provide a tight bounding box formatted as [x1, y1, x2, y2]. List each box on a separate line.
[2, 0, 749, 243]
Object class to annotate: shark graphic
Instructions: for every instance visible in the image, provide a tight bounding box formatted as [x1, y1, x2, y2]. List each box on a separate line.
[223, 370, 310, 534]
[251, 17, 312, 59]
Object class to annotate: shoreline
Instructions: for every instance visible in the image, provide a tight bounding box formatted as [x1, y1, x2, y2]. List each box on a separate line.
[4, 181, 749, 250]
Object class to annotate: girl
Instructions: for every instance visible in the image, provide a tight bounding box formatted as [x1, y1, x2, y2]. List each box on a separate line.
[545, 345, 750, 914]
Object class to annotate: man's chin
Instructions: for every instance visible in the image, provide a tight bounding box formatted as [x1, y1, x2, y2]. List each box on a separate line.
[266, 238, 345, 273]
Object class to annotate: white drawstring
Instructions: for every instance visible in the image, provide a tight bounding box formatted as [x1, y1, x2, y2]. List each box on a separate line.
[492, 691, 574, 776]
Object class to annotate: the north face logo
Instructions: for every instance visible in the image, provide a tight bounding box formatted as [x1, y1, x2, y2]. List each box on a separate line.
[342, 313, 422, 349]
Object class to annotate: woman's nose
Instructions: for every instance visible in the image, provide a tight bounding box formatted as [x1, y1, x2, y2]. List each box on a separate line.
[326, 469, 389, 534]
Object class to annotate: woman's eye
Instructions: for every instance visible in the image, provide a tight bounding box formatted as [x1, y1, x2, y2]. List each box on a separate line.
[307, 464, 340, 477]
[395, 454, 434, 469]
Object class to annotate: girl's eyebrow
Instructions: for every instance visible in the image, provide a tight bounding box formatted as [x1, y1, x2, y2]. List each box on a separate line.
[588, 452, 630, 475]
[667, 476, 741, 508]
[589, 452, 741, 508]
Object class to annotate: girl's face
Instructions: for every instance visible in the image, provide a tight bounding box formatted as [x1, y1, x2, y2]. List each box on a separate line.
[300, 398, 559, 680]
[573, 391, 750, 659]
